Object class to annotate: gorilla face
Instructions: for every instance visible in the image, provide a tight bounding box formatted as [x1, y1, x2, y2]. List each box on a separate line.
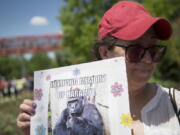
[54, 97, 104, 135]
[67, 98, 83, 115]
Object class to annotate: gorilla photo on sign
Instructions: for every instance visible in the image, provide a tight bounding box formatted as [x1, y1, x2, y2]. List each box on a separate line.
[53, 96, 104, 135]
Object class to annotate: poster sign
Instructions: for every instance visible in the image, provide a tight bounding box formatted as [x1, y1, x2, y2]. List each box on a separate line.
[31, 57, 132, 135]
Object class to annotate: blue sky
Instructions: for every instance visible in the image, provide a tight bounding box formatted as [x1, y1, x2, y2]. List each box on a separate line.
[0, 0, 65, 37]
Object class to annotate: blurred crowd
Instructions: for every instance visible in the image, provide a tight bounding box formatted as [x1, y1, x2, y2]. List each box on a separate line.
[0, 75, 33, 98]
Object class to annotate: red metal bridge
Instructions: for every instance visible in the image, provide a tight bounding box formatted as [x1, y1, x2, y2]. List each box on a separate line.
[0, 33, 63, 56]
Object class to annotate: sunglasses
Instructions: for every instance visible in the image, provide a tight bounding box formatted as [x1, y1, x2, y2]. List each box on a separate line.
[113, 44, 166, 63]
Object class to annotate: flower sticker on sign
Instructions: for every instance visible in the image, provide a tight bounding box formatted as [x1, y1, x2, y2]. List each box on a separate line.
[34, 89, 43, 101]
[35, 124, 46, 135]
[111, 82, 124, 97]
[45, 75, 51, 81]
[120, 114, 132, 128]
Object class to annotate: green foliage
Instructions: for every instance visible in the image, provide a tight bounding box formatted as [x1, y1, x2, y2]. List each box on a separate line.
[59, 0, 119, 63]
[55, 48, 72, 66]
[143, 0, 180, 20]
[0, 56, 23, 79]
[27, 54, 56, 75]
[0, 53, 58, 79]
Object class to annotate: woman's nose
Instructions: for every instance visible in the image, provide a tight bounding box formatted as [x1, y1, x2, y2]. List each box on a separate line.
[141, 51, 153, 64]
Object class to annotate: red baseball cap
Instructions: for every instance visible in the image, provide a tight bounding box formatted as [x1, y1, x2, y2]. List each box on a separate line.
[98, 1, 172, 40]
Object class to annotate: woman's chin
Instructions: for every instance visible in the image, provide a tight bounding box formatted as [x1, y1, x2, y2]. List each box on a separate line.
[138, 74, 151, 80]
[129, 74, 151, 86]
[127, 70, 153, 87]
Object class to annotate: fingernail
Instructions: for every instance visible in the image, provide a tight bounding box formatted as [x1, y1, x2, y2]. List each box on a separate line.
[30, 109, 36, 114]
[32, 103, 36, 108]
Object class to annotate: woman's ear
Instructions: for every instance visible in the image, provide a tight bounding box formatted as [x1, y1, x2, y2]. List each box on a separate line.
[99, 46, 111, 59]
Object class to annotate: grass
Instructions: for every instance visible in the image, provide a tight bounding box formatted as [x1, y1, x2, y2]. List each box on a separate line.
[0, 90, 33, 135]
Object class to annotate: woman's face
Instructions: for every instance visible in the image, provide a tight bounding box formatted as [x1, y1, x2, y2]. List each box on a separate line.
[99, 28, 158, 90]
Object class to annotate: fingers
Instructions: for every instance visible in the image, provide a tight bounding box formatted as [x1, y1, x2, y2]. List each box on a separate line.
[17, 121, 30, 129]
[17, 113, 31, 129]
[17, 99, 36, 130]
[16, 99, 36, 135]
[18, 112, 31, 121]
[19, 99, 36, 115]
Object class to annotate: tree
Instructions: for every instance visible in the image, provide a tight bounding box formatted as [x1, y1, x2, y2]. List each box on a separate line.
[59, 0, 119, 63]
[55, 48, 72, 67]
[27, 54, 55, 75]
[0, 56, 23, 79]
[143, 0, 180, 20]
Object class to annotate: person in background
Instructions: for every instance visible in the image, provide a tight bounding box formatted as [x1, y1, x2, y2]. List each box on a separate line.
[16, 1, 180, 135]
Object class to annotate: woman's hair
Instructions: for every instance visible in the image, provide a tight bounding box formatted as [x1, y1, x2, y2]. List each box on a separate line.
[92, 36, 119, 60]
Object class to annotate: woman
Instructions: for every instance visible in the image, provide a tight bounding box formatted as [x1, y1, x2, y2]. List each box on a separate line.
[17, 1, 180, 135]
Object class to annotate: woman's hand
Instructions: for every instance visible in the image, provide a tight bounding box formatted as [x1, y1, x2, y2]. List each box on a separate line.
[17, 99, 36, 135]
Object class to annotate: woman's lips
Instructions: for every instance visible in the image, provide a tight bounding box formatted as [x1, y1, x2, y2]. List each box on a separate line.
[134, 68, 152, 73]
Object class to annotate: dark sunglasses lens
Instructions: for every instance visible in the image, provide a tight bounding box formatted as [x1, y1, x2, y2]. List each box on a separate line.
[149, 46, 166, 62]
[126, 46, 144, 62]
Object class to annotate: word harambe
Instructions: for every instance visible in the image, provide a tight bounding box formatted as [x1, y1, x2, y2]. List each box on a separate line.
[56, 87, 96, 99]
[50, 74, 106, 88]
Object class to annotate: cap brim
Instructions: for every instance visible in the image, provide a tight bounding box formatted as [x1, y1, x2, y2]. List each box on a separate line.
[111, 17, 172, 41]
